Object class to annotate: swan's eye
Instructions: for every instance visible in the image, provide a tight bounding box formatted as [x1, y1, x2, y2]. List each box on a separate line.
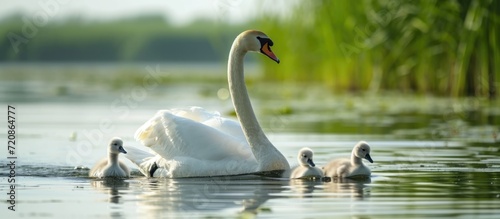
[362, 149, 366, 152]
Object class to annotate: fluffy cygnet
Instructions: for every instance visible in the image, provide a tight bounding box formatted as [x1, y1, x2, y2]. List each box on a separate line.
[322, 141, 373, 178]
[290, 147, 323, 179]
[89, 137, 130, 178]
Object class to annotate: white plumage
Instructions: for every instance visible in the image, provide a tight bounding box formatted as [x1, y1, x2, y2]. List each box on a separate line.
[126, 107, 257, 177]
[125, 30, 289, 178]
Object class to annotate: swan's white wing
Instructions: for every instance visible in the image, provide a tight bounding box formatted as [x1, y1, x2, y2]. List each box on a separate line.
[169, 107, 216, 123]
[169, 107, 247, 142]
[131, 108, 261, 177]
[202, 116, 246, 142]
[135, 110, 254, 163]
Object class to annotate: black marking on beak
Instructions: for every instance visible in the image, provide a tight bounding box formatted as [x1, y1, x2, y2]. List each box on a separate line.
[257, 36, 280, 63]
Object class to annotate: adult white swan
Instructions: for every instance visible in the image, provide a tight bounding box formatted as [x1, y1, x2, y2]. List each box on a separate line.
[126, 30, 290, 178]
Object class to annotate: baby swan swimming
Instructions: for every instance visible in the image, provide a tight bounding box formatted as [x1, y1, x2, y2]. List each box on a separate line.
[89, 137, 130, 178]
[290, 148, 323, 179]
[322, 141, 373, 178]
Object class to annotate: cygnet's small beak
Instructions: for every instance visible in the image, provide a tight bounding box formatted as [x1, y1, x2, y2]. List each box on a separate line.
[365, 153, 373, 163]
[118, 146, 127, 154]
[307, 158, 316, 167]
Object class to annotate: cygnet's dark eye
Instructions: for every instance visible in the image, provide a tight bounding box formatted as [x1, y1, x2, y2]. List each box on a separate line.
[113, 143, 118, 146]
[362, 149, 366, 151]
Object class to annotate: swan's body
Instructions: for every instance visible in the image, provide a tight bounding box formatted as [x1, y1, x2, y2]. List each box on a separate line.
[290, 148, 323, 179]
[322, 141, 373, 178]
[89, 137, 130, 178]
[126, 30, 289, 178]
[126, 107, 257, 177]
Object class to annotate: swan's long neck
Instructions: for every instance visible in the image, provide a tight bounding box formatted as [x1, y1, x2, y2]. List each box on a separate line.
[228, 42, 270, 154]
[108, 152, 119, 166]
[227, 39, 289, 171]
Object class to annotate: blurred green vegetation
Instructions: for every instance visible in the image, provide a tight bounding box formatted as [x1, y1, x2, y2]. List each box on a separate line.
[258, 0, 499, 98]
[1, 1, 498, 99]
[0, 14, 246, 62]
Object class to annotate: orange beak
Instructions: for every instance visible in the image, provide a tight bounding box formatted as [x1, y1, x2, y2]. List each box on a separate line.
[261, 42, 280, 63]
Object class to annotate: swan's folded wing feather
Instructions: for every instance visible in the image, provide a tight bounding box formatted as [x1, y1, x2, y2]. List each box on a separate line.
[135, 110, 253, 162]
[202, 116, 246, 142]
[169, 107, 217, 123]
[169, 107, 246, 142]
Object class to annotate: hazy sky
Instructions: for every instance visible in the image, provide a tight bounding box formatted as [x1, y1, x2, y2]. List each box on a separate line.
[0, 0, 296, 25]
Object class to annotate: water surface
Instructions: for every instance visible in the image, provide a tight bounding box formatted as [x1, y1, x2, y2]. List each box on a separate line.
[0, 63, 499, 218]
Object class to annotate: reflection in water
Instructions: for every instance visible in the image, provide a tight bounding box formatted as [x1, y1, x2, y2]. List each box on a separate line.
[287, 177, 371, 200]
[87, 174, 373, 217]
[90, 178, 130, 204]
[289, 179, 323, 198]
[134, 175, 287, 217]
[323, 177, 371, 200]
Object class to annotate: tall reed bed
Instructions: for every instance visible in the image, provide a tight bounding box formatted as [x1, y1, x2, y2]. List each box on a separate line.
[258, 0, 499, 98]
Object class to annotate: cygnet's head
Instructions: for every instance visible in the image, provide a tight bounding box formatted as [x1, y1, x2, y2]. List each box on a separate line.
[237, 30, 280, 63]
[297, 147, 316, 167]
[108, 137, 127, 155]
[353, 141, 373, 163]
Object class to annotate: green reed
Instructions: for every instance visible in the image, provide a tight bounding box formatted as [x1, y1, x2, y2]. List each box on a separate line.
[258, 0, 499, 98]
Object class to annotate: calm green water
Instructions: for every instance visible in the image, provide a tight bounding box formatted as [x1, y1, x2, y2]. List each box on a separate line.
[0, 63, 499, 218]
